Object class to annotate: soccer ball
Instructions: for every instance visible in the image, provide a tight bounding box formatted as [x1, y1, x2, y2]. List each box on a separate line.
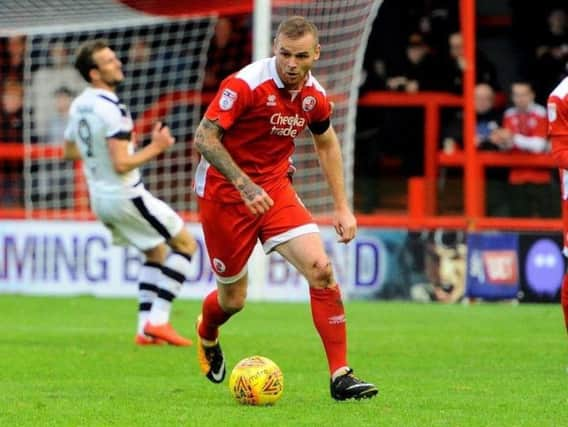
[229, 356, 284, 405]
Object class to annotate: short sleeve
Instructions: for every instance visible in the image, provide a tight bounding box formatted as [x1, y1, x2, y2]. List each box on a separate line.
[205, 77, 252, 131]
[95, 100, 131, 139]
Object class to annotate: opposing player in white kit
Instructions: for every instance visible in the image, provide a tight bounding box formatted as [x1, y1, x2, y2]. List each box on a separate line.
[63, 39, 196, 346]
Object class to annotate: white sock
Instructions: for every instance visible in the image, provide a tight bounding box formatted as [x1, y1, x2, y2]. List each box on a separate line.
[148, 298, 171, 325]
[331, 366, 350, 381]
[138, 311, 150, 335]
[148, 252, 191, 326]
[137, 262, 161, 335]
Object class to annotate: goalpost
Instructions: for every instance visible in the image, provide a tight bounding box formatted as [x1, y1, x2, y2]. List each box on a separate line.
[0, 0, 380, 218]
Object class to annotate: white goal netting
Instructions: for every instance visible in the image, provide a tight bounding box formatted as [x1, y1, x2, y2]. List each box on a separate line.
[272, 0, 381, 213]
[2, 0, 380, 218]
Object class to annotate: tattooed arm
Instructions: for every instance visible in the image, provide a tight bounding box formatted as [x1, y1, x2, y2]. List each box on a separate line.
[194, 117, 274, 215]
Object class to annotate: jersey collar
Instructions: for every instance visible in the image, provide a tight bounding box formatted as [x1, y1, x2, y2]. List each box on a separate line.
[88, 87, 119, 102]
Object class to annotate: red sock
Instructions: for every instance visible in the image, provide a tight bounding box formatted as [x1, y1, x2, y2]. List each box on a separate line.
[562, 273, 568, 333]
[309, 285, 348, 375]
[198, 290, 233, 341]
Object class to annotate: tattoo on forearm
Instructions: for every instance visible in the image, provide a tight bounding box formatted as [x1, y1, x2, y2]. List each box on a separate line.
[195, 118, 247, 186]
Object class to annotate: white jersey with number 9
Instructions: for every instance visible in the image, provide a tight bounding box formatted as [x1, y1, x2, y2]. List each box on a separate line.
[65, 87, 141, 198]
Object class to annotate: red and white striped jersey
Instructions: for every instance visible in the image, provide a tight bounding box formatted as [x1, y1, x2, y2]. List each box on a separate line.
[194, 56, 331, 203]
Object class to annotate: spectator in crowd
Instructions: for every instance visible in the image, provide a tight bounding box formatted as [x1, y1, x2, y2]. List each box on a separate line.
[0, 79, 25, 207]
[441, 31, 500, 94]
[120, 36, 156, 117]
[441, 83, 512, 216]
[0, 79, 24, 143]
[47, 87, 74, 144]
[501, 81, 559, 217]
[32, 87, 76, 208]
[202, 16, 252, 92]
[531, 8, 568, 103]
[385, 32, 445, 93]
[31, 41, 85, 140]
[379, 32, 447, 179]
[474, 84, 513, 216]
[0, 35, 26, 82]
[536, 8, 568, 59]
[413, 0, 459, 57]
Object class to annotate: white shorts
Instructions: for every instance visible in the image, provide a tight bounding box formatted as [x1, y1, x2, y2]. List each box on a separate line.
[90, 188, 184, 251]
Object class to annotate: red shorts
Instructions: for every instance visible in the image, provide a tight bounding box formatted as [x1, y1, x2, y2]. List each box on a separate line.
[198, 182, 318, 282]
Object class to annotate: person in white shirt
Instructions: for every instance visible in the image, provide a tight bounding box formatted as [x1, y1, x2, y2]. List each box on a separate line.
[63, 39, 196, 347]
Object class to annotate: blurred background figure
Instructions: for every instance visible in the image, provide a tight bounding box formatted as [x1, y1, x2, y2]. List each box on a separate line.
[501, 81, 559, 217]
[0, 79, 24, 143]
[474, 83, 512, 217]
[441, 31, 500, 94]
[441, 83, 512, 216]
[0, 35, 26, 82]
[120, 36, 156, 116]
[35, 86, 76, 208]
[31, 41, 85, 140]
[531, 8, 568, 103]
[0, 79, 25, 207]
[385, 32, 444, 93]
[381, 32, 447, 180]
[202, 16, 251, 92]
[47, 87, 74, 144]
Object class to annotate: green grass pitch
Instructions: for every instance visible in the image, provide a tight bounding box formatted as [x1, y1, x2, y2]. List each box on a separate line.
[0, 295, 567, 426]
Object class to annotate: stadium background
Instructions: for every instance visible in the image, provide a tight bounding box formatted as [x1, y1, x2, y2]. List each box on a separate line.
[0, 0, 566, 304]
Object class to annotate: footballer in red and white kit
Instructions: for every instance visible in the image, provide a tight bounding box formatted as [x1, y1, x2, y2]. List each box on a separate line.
[193, 16, 378, 401]
[194, 56, 329, 279]
[548, 76, 568, 332]
[195, 57, 330, 204]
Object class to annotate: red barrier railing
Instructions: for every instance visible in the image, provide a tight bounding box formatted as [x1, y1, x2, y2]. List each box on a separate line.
[358, 91, 463, 215]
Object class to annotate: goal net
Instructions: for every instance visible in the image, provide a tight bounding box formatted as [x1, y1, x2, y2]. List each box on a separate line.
[3, 0, 380, 218]
[272, 0, 381, 213]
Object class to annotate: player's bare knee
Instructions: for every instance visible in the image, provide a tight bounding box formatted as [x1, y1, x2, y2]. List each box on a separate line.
[307, 258, 334, 288]
[220, 295, 246, 314]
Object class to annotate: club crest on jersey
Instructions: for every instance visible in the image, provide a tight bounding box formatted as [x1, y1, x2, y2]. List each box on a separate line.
[302, 96, 316, 112]
[220, 89, 237, 111]
[213, 257, 226, 273]
[548, 103, 557, 122]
